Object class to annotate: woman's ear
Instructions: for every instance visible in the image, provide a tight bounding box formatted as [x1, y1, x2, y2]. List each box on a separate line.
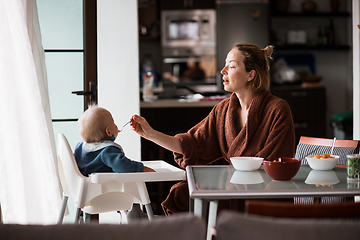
[248, 70, 256, 81]
[105, 127, 112, 137]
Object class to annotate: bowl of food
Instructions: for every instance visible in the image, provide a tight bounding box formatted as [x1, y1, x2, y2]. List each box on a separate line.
[305, 154, 339, 171]
[230, 157, 264, 171]
[263, 157, 301, 181]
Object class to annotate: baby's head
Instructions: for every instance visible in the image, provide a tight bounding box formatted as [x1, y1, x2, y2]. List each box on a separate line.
[77, 104, 119, 143]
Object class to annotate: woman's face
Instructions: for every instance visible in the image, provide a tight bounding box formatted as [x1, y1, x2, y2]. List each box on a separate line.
[220, 48, 254, 93]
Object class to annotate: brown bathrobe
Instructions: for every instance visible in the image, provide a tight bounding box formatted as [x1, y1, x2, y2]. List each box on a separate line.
[161, 90, 295, 215]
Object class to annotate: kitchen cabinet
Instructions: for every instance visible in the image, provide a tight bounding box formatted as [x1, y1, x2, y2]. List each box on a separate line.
[269, 0, 351, 51]
[140, 106, 215, 164]
[138, 2, 160, 41]
[159, 0, 215, 10]
[271, 85, 327, 145]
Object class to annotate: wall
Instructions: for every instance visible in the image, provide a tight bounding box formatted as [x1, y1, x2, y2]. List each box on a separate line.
[97, 0, 141, 160]
[353, 0, 360, 139]
[97, 0, 140, 222]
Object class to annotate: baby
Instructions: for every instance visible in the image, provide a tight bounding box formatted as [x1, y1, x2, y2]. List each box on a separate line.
[74, 104, 154, 176]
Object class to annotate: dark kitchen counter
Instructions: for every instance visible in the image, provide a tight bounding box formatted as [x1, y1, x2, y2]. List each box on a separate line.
[140, 98, 224, 108]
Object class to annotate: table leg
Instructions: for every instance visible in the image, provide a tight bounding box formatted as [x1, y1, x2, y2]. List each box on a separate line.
[194, 198, 204, 218]
[189, 198, 194, 214]
[207, 200, 218, 240]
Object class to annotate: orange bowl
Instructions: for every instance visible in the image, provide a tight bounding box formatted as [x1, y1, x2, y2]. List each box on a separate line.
[263, 157, 301, 181]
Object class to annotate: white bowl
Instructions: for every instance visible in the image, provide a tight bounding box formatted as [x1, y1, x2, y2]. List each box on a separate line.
[305, 170, 340, 186]
[230, 170, 264, 184]
[230, 157, 264, 171]
[305, 155, 339, 171]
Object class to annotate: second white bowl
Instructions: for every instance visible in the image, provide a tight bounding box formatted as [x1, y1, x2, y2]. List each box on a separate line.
[305, 155, 340, 171]
[230, 157, 264, 171]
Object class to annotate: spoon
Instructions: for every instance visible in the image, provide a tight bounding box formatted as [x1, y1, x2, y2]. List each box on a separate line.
[330, 137, 336, 155]
[118, 120, 131, 133]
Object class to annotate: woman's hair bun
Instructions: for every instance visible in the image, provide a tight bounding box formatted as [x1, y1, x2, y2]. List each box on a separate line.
[263, 45, 274, 59]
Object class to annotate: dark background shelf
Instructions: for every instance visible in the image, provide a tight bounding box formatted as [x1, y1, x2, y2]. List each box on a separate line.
[274, 44, 351, 51]
[271, 12, 350, 17]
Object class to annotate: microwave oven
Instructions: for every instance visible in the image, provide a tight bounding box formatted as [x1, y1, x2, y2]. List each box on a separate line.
[161, 9, 216, 57]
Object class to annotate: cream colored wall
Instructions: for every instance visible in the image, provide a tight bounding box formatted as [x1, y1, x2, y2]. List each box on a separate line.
[353, 0, 360, 140]
[97, 0, 140, 223]
[97, 0, 141, 160]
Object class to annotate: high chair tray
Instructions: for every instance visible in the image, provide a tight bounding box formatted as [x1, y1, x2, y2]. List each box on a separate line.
[89, 160, 186, 183]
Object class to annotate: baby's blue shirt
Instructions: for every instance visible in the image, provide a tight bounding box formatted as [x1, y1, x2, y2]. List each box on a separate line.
[73, 136, 144, 176]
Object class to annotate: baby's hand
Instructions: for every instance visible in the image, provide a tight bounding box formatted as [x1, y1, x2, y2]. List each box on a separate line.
[143, 166, 155, 172]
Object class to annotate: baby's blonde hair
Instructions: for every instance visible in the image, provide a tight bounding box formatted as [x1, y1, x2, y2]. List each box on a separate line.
[77, 104, 111, 143]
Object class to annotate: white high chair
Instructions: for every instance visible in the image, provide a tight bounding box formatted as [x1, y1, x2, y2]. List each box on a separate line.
[57, 133, 154, 224]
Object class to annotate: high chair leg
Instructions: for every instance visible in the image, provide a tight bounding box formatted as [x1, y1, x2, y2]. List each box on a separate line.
[57, 196, 68, 224]
[84, 213, 91, 223]
[145, 204, 154, 221]
[74, 208, 81, 223]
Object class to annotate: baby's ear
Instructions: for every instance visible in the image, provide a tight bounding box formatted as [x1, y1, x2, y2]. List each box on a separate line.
[105, 127, 112, 137]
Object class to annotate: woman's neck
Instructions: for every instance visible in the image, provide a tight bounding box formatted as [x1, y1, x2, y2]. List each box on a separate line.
[235, 89, 255, 110]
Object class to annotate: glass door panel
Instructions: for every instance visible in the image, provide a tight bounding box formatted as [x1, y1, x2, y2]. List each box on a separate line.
[45, 52, 84, 119]
[52, 122, 82, 150]
[37, 0, 83, 49]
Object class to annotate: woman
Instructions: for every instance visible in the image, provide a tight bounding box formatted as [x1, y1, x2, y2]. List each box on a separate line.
[131, 43, 295, 215]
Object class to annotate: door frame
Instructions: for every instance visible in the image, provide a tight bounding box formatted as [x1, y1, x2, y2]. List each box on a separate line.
[84, 0, 97, 108]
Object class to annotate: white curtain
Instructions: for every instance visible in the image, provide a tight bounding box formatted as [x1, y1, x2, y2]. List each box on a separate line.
[0, 0, 61, 224]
